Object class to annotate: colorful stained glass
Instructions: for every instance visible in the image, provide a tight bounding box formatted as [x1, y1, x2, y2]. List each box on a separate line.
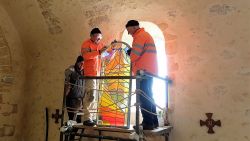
[96, 42, 131, 128]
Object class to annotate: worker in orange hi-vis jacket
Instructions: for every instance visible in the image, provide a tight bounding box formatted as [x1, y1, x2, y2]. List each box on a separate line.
[80, 28, 108, 126]
[125, 20, 159, 130]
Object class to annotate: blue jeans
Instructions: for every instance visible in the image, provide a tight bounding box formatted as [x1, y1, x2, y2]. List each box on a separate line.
[137, 77, 158, 127]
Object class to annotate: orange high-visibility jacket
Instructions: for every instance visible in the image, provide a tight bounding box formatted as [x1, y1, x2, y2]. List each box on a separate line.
[131, 28, 158, 75]
[81, 39, 105, 76]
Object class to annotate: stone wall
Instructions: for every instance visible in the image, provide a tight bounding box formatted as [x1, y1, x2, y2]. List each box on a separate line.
[0, 0, 249, 141]
[0, 4, 26, 141]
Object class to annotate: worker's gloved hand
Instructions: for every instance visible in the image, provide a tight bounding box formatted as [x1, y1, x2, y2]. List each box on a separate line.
[126, 48, 131, 56]
[99, 46, 108, 54]
[110, 40, 117, 50]
[111, 40, 117, 45]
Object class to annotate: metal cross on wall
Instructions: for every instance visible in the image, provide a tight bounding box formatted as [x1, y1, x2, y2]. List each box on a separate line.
[200, 113, 221, 134]
[52, 109, 62, 124]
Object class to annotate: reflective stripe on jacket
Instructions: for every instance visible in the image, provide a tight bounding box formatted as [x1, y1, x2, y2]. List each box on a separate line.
[131, 28, 158, 75]
[81, 39, 104, 76]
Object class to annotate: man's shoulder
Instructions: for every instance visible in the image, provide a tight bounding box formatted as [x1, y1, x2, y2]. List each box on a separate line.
[99, 41, 105, 46]
[65, 65, 75, 75]
[139, 29, 150, 37]
[82, 39, 91, 47]
[137, 30, 153, 41]
[65, 65, 74, 71]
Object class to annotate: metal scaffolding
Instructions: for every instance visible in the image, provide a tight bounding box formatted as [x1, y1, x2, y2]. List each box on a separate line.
[59, 41, 172, 141]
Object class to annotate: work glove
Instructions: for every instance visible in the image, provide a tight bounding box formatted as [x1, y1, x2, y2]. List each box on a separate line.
[99, 46, 108, 54]
[126, 48, 131, 56]
[111, 40, 117, 44]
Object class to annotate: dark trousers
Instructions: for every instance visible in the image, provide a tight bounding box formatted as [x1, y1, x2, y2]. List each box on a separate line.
[66, 98, 82, 140]
[67, 111, 81, 122]
[137, 77, 158, 127]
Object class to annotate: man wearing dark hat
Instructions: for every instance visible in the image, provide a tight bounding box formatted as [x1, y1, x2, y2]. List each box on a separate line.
[125, 20, 159, 130]
[64, 55, 85, 139]
[80, 28, 108, 126]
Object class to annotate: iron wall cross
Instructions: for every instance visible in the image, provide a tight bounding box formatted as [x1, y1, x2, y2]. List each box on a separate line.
[200, 113, 221, 134]
[52, 109, 62, 124]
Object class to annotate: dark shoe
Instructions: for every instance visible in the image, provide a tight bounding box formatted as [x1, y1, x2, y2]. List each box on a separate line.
[133, 123, 144, 129]
[83, 120, 96, 126]
[154, 123, 159, 128]
[133, 123, 154, 130]
[142, 124, 154, 130]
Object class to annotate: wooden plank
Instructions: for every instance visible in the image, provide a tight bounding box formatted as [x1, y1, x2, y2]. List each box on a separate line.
[73, 124, 134, 133]
[143, 126, 173, 135]
[73, 124, 173, 135]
